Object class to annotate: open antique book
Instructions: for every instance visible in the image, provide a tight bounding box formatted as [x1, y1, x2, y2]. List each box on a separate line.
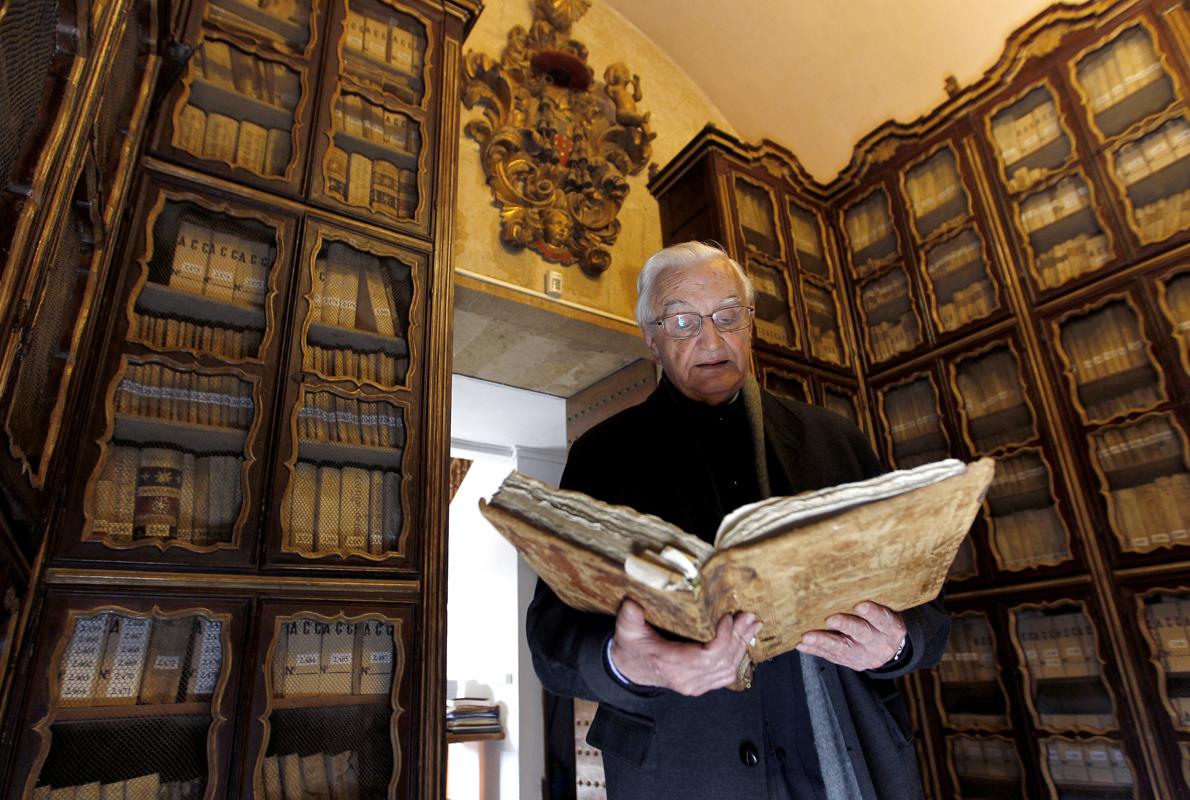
[480, 458, 995, 674]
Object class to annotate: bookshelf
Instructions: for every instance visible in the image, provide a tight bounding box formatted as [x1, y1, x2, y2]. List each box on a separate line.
[648, 1, 1190, 793]
[0, 0, 478, 796]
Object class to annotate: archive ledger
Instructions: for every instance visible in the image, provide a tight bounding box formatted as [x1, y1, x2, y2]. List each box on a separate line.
[480, 458, 994, 678]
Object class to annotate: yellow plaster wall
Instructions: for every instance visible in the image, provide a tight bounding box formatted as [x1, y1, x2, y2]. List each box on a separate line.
[454, 0, 737, 325]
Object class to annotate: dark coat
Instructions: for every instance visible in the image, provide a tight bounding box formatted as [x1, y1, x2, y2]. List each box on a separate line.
[525, 377, 949, 799]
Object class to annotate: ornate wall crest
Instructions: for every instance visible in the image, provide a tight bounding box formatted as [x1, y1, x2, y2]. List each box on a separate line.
[462, 0, 655, 276]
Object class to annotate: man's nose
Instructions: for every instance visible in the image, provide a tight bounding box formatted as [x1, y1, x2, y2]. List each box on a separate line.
[695, 319, 726, 346]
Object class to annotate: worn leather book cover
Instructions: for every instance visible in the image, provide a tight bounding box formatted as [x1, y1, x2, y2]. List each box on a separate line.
[316, 466, 343, 551]
[289, 461, 317, 552]
[341, 466, 371, 553]
[135, 448, 183, 538]
[94, 616, 152, 705]
[481, 458, 994, 683]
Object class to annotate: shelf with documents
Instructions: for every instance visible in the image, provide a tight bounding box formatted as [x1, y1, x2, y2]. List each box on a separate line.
[874, 369, 952, 471]
[338, 0, 428, 105]
[948, 339, 1039, 456]
[933, 612, 1013, 731]
[900, 142, 971, 243]
[745, 254, 799, 350]
[786, 199, 831, 280]
[1041, 737, 1137, 799]
[1108, 111, 1190, 246]
[920, 226, 1001, 334]
[9, 593, 245, 800]
[821, 383, 863, 433]
[246, 606, 413, 799]
[982, 447, 1075, 573]
[1070, 20, 1181, 143]
[1136, 589, 1190, 731]
[203, 0, 318, 58]
[858, 264, 923, 365]
[801, 277, 847, 366]
[946, 734, 1026, 799]
[1157, 266, 1190, 378]
[1012, 170, 1116, 295]
[1051, 293, 1167, 425]
[841, 185, 901, 280]
[758, 364, 810, 404]
[1011, 601, 1121, 734]
[165, 32, 310, 191]
[733, 174, 785, 262]
[986, 81, 1078, 196]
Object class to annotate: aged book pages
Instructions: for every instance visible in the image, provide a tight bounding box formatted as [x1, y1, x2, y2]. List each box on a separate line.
[481, 458, 994, 673]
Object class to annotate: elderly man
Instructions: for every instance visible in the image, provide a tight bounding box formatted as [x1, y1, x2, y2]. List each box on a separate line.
[526, 241, 948, 799]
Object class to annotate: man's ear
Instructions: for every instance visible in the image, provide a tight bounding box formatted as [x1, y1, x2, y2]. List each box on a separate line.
[642, 326, 662, 363]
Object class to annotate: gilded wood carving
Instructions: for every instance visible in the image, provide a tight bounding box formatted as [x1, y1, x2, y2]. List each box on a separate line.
[462, 0, 655, 276]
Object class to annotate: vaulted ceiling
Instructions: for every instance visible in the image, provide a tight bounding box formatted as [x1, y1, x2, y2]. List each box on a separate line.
[602, 0, 1058, 182]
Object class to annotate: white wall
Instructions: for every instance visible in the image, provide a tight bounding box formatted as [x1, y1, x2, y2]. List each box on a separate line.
[447, 376, 567, 800]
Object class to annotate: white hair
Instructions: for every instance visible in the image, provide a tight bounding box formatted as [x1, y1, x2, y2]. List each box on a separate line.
[635, 241, 755, 329]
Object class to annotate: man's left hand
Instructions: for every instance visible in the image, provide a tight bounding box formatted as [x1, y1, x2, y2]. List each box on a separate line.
[795, 601, 907, 671]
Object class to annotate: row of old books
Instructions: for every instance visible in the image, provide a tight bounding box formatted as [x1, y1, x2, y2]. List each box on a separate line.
[176, 105, 291, 177]
[811, 329, 843, 365]
[297, 393, 402, 448]
[58, 614, 222, 706]
[862, 271, 910, 311]
[886, 386, 941, 443]
[208, 0, 312, 41]
[271, 618, 394, 697]
[287, 463, 401, 555]
[937, 279, 997, 332]
[195, 39, 301, 111]
[788, 207, 822, 260]
[955, 353, 1024, 420]
[261, 751, 359, 800]
[905, 153, 963, 226]
[868, 313, 919, 362]
[32, 775, 201, 799]
[1144, 596, 1190, 724]
[1115, 118, 1190, 184]
[1109, 474, 1190, 550]
[938, 617, 998, 685]
[343, 7, 422, 79]
[1020, 176, 1091, 233]
[305, 344, 406, 387]
[1094, 416, 1181, 475]
[446, 697, 501, 735]
[1045, 739, 1133, 788]
[324, 144, 417, 218]
[1035, 232, 1111, 290]
[992, 95, 1063, 173]
[91, 445, 243, 544]
[926, 231, 982, 280]
[993, 507, 1070, 570]
[116, 364, 253, 430]
[311, 245, 403, 336]
[1063, 302, 1152, 384]
[1134, 186, 1190, 243]
[131, 313, 263, 361]
[845, 197, 894, 257]
[167, 213, 274, 309]
[951, 736, 1020, 781]
[1017, 611, 1102, 681]
[332, 93, 415, 154]
[1079, 29, 1165, 115]
[734, 184, 777, 254]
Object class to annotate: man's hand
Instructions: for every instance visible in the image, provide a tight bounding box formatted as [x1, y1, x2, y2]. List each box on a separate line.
[795, 601, 907, 671]
[609, 599, 763, 696]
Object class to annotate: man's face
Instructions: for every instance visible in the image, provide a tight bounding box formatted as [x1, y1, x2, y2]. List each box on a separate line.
[643, 258, 753, 406]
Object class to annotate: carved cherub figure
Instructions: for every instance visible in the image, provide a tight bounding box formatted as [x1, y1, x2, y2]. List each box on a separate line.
[542, 207, 574, 247]
[604, 62, 649, 127]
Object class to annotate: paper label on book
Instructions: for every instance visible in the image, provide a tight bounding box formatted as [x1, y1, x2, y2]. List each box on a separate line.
[155, 655, 181, 670]
[329, 651, 353, 666]
[370, 651, 392, 664]
[295, 652, 319, 667]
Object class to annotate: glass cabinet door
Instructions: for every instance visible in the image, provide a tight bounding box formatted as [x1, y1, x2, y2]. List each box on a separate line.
[1041, 737, 1136, 800]
[251, 608, 411, 799]
[1109, 115, 1190, 246]
[19, 599, 242, 800]
[1017, 172, 1113, 292]
[936, 612, 1011, 730]
[922, 229, 999, 333]
[988, 83, 1074, 194]
[984, 449, 1071, 572]
[733, 177, 783, 261]
[858, 265, 922, 364]
[843, 187, 899, 279]
[745, 256, 797, 350]
[877, 373, 949, 470]
[787, 200, 830, 280]
[1073, 23, 1178, 142]
[951, 343, 1037, 455]
[902, 145, 969, 241]
[1139, 590, 1190, 730]
[948, 735, 1025, 799]
[800, 278, 846, 366]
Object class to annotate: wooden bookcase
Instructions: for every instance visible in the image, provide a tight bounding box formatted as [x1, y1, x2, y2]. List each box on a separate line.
[649, 0, 1190, 795]
[0, 0, 479, 796]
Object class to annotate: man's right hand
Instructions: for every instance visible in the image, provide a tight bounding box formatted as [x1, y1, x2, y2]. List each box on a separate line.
[608, 598, 762, 696]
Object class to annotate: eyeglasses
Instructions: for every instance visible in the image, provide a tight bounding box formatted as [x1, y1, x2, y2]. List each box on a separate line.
[651, 305, 754, 339]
